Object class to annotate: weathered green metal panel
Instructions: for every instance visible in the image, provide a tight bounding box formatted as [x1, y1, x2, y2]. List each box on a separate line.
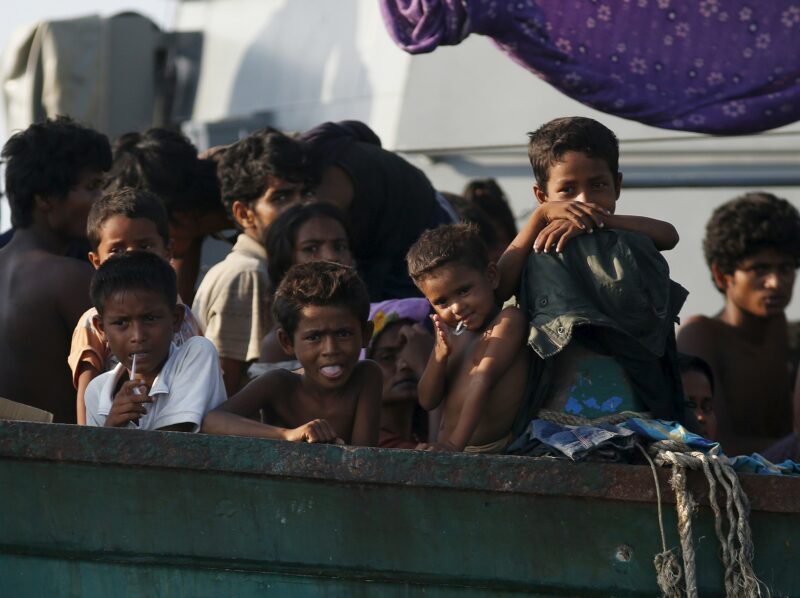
[0, 421, 798, 596]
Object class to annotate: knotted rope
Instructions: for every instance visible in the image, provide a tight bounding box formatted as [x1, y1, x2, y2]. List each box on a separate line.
[535, 411, 768, 597]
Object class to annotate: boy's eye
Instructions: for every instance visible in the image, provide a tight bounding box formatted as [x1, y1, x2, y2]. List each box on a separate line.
[592, 181, 608, 189]
[302, 189, 315, 199]
[334, 242, 349, 252]
[305, 334, 320, 342]
[111, 319, 127, 327]
[336, 329, 353, 338]
[458, 285, 472, 296]
[684, 399, 698, 410]
[301, 244, 319, 255]
[271, 192, 292, 206]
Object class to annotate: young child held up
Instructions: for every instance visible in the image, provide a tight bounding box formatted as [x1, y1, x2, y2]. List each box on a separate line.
[202, 261, 381, 446]
[85, 251, 225, 431]
[257, 201, 355, 366]
[406, 223, 530, 453]
[69, 188, 203, 424]
[497, 117, 687, 422]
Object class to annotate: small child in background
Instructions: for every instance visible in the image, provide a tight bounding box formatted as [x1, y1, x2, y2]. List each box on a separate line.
[462, 178, 518, 249]
[202, 261, 381, 446]
[69, 188, 203, 424]
[406, 223, 530, 453]
[677, 353, 717, 440]
[85, 252, 225, 430]
[257, 202, 355, 366]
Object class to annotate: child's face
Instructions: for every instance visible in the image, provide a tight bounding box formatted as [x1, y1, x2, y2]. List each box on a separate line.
[234, 177, 311, 241]
[715, 248, 796, 318]
[417, 262, 499, 333]
[293, 216, 354, 268]
[535, 151, 621, 214]
[280, 304, 371, 391]
[89, 216, 171, 268]
[682, 370, 717, 439]
[46, 168, 105, 241]
[95, 290, 184, 386]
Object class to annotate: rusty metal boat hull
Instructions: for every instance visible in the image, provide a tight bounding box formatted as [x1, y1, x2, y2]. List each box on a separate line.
[0, 421, 798, 596]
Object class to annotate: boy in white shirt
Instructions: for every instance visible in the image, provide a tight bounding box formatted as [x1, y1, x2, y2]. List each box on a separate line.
[85, 251, 225, 431]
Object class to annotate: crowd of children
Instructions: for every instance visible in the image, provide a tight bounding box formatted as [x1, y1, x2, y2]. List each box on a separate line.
[0, 114, 798, 463]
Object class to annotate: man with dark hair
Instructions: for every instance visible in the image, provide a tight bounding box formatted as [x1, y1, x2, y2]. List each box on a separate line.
[0, 116, 110, 423]
[192, 128, 315, 394]
[678, 192, 800, 456]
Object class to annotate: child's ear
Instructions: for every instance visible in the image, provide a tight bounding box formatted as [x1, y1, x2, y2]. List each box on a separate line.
[362, 321, 375, 348]
[93, 313, 106, 338]
[486, 262, 500, 290]
[163, 239, 174, 262]
[276, 328, 295, 356]
[533, 184, 548, 205]
[172, 305, 185, 333]
[710, 263, 730, 293]
[231, 200, 254, 230]
[614, 172, 623, 199]
[88, 251, 103, 269]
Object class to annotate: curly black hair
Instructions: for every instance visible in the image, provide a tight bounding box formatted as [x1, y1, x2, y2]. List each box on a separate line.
[87, 188, 170, 252]
[406, 222, 489, 283]
[271, 261, 369, 338]
[462, 178, 517, 243]
[703, 192, 800, 290]
[527, 117, 619, 191]
[216, 128, 317, 222]
[104, 127, 222, 219]
[2, 116, 111, 228]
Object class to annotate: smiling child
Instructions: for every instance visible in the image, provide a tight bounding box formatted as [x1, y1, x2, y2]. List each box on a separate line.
[202, 261, 381, 446]
[84, 252, 225, 431]
[406, 223, 530, 453]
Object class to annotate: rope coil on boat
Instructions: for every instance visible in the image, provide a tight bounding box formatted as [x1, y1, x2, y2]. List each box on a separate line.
[536, 410, 769, 597]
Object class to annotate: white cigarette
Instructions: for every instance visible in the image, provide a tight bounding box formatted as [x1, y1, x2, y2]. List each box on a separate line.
[453, 321, 466, 336]
[130, 353, 141, 395]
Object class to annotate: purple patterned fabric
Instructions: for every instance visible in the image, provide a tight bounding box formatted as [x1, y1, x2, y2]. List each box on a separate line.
[380, 0, 800, 134]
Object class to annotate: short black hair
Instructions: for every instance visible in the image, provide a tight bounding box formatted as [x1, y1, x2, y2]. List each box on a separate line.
[406, 223, 489, 283]
[2, 116, 111, 228]
[272, 261, 369, 338]
[703, 192, 800, 290]
[527, 117, 619, 191]
[104, 127, 222, 220]
[442, 192, 501, 254]
[217, 128, 316, 223]
[90, 251, 177, 316]
[86, 188, 170, 251]
[266, 201, 351, 288]
[676, 353, 716, 395]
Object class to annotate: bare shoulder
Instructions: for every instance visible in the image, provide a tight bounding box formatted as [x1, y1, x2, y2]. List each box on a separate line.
[676, 314, 728, 358]
[486, 305, 528, 339]
[231, 367, 300, 408]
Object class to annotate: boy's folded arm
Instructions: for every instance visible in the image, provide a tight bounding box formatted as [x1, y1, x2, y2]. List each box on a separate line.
[604, 214, 679, 250]
[497, 209, 548, 301]
[447, 308, 528, 451]
[349, 361, 382, 447]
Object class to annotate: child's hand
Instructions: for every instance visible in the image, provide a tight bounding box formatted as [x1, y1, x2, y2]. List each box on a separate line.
[287, 419, 343, 444]
[422, 440, 459, 452]
[105, 380, 152, 427]
[540, 200, 609, 231]
[430, 314, 452, 361]
[534, 219, 588, 254]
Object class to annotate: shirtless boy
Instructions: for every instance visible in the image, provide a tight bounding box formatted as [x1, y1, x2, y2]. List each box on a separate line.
[406, 223, 530, 453]
[0, 117, 110, 422]
[678, 192, 800, 455]
[202, 261, 381, 446]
